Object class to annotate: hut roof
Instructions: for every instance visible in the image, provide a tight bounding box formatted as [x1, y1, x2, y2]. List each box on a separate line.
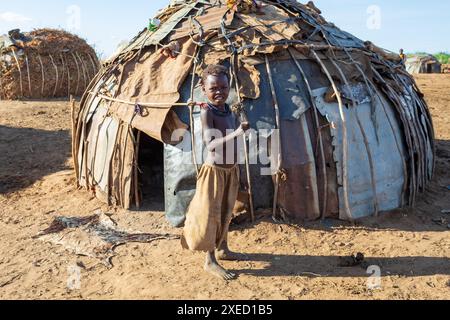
[97, 0, 407, 142]
[0, 28, 100, 99]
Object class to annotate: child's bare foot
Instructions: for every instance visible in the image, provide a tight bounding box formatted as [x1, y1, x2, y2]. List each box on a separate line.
[204, 260, 237, 280]
[216, 249, 248, 261]
[205, 251, 237, 280]
[216, 241, 248, 261]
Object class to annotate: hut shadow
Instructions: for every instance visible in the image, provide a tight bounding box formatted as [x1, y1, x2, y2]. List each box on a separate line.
[137, 196, 165, 212]
[0, 125, 71, 194]
[234, 253, 450, 278]
[231, 210, 449, 233]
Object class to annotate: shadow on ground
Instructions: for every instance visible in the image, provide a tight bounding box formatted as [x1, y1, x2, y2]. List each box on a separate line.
[0, 125, 71, 194]
[236, 253, 450, 278]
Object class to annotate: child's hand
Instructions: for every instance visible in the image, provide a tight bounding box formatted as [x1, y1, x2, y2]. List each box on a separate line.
[240, 122, 250, 132]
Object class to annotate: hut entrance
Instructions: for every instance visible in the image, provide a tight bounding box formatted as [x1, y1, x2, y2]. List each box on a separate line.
[138, 133, 165, 210]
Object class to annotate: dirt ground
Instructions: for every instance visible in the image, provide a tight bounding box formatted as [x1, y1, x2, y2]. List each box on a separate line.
[0, 74, 449, 300]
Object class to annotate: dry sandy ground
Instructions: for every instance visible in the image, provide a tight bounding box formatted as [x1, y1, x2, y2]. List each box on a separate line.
[0, 75, 449, 300]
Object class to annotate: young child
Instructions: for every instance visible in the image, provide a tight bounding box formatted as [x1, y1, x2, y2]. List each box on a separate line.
[181, 65, 249, 280]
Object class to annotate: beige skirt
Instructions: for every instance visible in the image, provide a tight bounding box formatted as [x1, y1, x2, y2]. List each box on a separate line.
[181, 164, 240, 252]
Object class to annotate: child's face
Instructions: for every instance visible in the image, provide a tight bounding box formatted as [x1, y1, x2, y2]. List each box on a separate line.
[202, 74, 230, 106]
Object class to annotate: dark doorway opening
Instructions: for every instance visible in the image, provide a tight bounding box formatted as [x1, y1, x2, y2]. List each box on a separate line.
[138, 133, 165, 211]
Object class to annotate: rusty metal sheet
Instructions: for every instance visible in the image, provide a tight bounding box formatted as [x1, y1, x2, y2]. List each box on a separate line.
[277, 117, 321, 221]
[168, 5, 233, 41]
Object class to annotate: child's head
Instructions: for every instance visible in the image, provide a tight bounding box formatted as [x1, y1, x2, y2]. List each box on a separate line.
[201, 64, 230, 106]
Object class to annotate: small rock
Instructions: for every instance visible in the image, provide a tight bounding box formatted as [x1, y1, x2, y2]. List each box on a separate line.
[442, 209, 450, 214]
[33, 260, 42, 267]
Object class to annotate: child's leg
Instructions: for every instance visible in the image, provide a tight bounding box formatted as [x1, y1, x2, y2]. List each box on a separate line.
[216, 233, 248, 261]
[204, 250, 237, 280]
[216, 167, 248, 261]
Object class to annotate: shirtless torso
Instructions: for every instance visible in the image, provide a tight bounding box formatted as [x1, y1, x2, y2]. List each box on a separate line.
[201, 104, 239, 168]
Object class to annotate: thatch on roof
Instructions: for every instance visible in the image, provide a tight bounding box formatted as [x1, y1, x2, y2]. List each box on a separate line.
[0, 28, 100, 100]
[74, 0, 435, 225]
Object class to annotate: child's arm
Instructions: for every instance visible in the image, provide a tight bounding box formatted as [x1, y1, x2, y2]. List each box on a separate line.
[201, 109, 249, 152]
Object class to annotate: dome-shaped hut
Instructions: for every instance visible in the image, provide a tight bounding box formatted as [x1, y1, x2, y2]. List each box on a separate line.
[0, 28, 100, 100]
[74, 0, 435, 227]
[406, 54, 442, 74]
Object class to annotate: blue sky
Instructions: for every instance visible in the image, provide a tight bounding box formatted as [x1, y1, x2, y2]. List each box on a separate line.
[1, 0, 449, 58]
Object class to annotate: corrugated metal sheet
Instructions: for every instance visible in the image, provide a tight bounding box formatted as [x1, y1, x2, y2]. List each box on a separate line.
[312, 86, 406, 219]
[93, 116, 120, 192]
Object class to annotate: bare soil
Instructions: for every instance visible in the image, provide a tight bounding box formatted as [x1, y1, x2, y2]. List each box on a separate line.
[0, 75, 449, 300]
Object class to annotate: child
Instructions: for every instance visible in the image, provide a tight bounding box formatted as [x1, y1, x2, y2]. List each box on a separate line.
[181, 65, 249, 280]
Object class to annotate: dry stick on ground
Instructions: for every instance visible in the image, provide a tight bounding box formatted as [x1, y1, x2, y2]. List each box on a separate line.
[264, 55, 283, 219]
[330, 58, 380, 217]
[231, 54, 255, 222]
[311, 50, 353, 221]
[288, 47, 328, 219]
[11, 48, 23, 98]
[37, 54, 45, 98]
[25, 55, 32, 97]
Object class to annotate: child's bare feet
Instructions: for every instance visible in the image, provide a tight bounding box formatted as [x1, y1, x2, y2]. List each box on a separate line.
[205, 252, 237, 280]
[216, 241, 248, 261]
[216, 248, 248, 261]
[204, 260, 236, 280]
